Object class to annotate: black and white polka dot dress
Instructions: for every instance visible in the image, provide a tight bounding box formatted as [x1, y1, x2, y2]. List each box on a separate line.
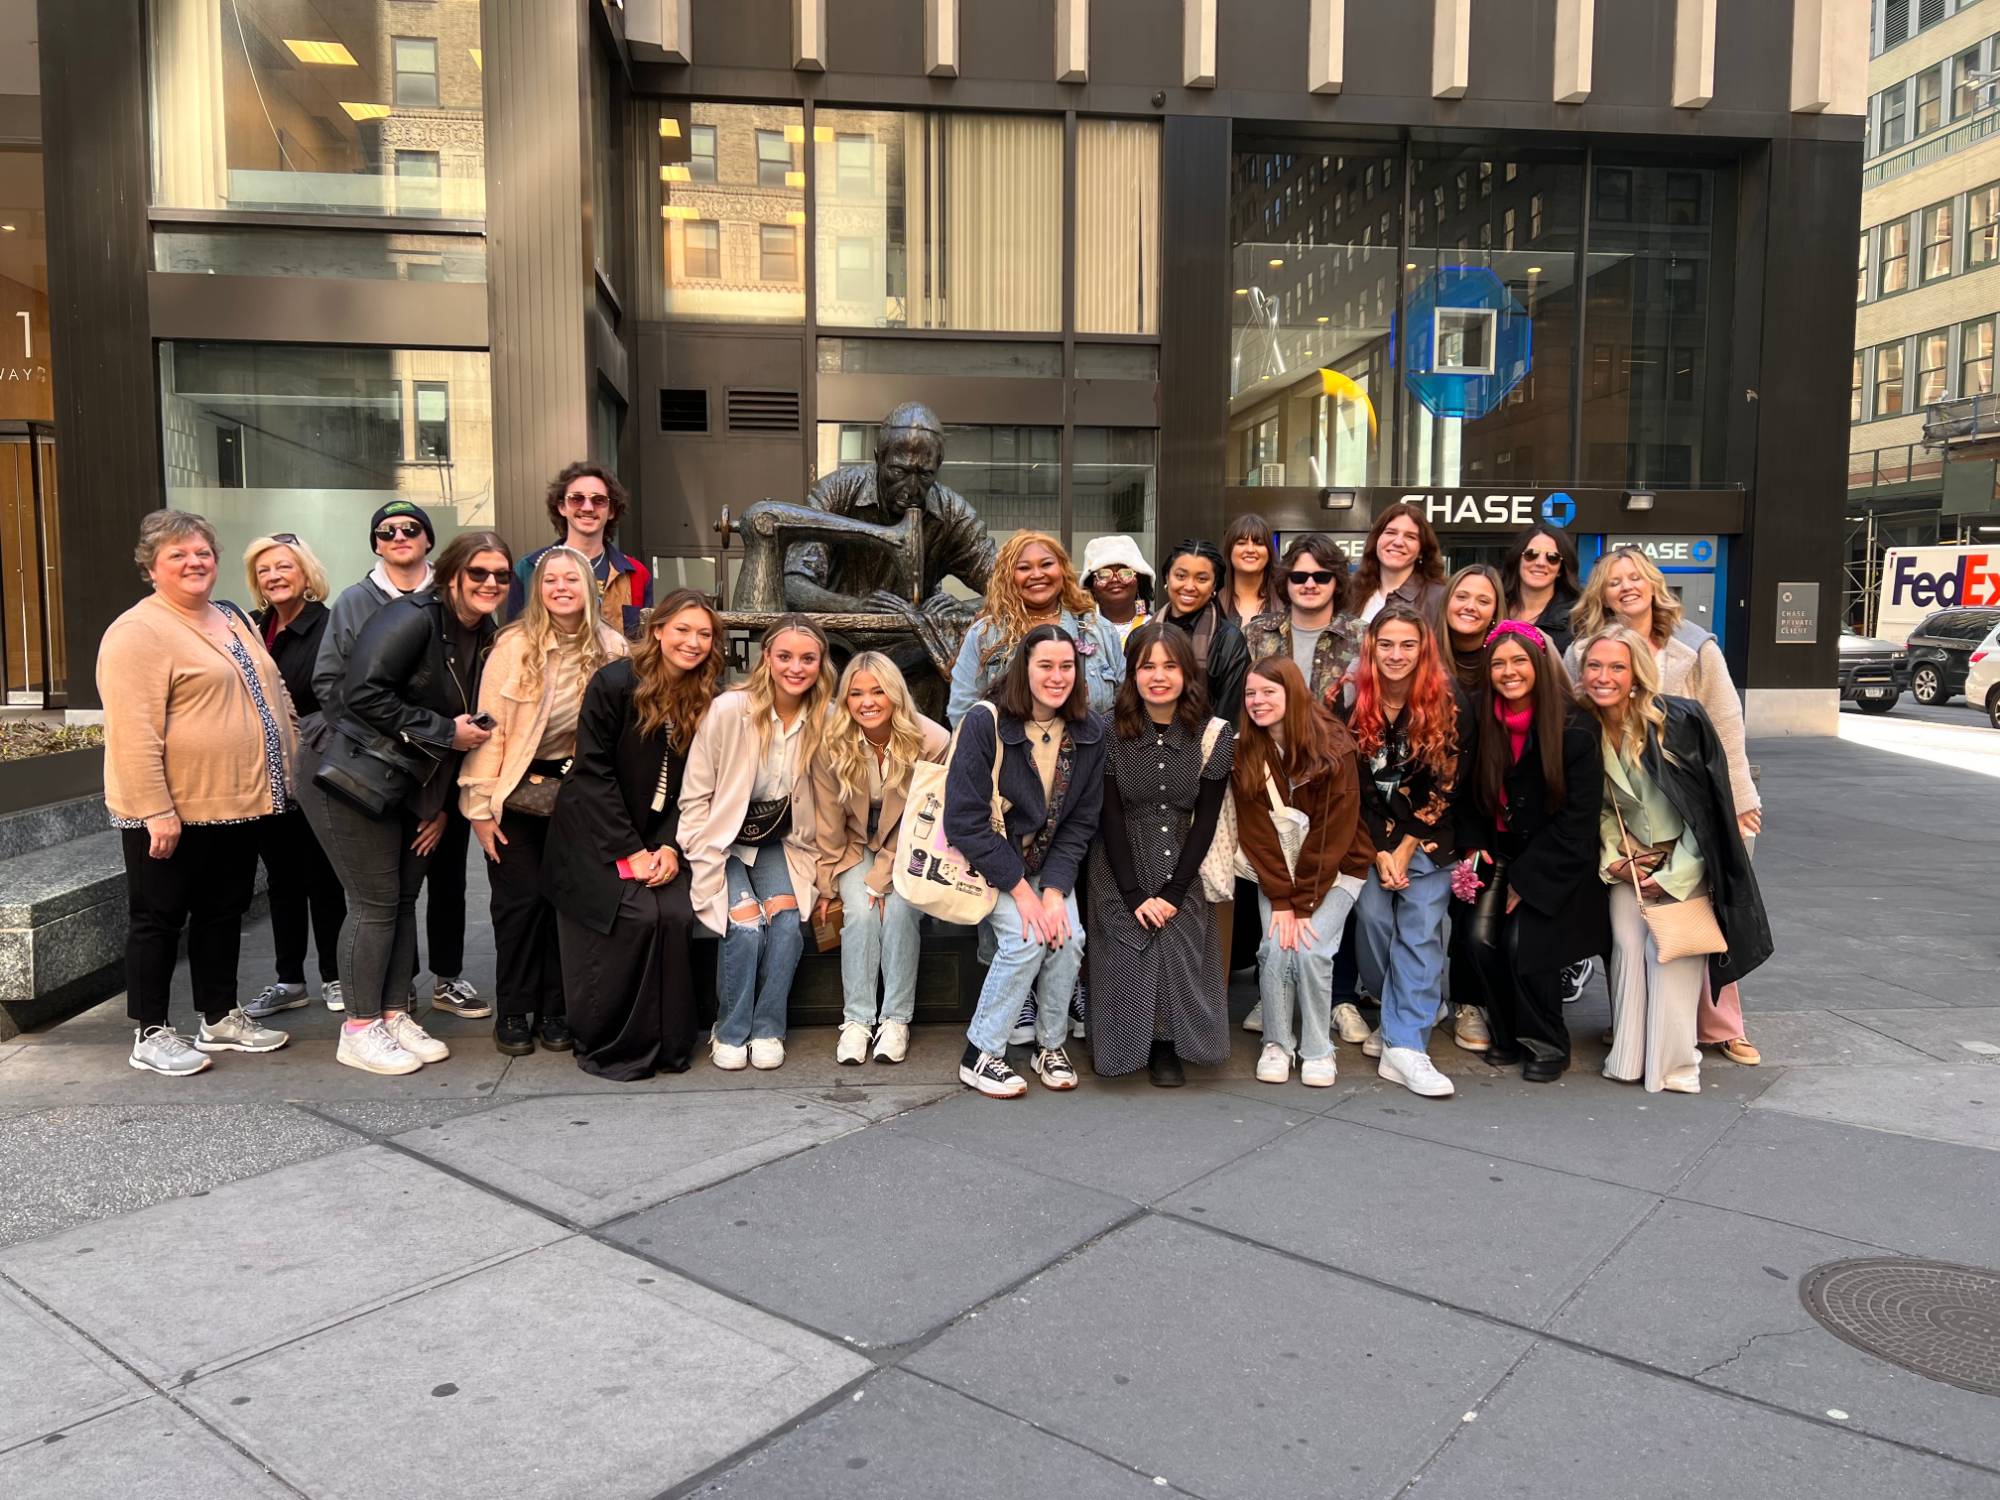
[1086, 717, 1235, 1075]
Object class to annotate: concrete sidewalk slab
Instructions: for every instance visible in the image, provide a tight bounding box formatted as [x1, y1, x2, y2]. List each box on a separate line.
[490, 1024, 970, 1095]
[1159, 1116, 1658, 1325]
[605, 1128, 1133, 1349]
[1751, 1063, 2000, 1150]
[0, 1146, 566, 1382]
[0, 1278, 146, 1453]
[0, 1398, 297, 1499]
[1726, 1010, 1935, 1068]
[181, 1237, 868, 1500]
[1547, 1199, 2000, 1471]
[1836, 1007, 2000, 1064]
[1676, 1111, 2000, 1260]
[394, 1091, 876, 1226]
[909, 1215, 1532, 1500]
[0, 1034, 509, 1106]
[697, 1369, 1174, 1499]
[884, 1079, 1309, 1205]
[305, 1096, 501, 1136]
[0, 1103, 360, 1250]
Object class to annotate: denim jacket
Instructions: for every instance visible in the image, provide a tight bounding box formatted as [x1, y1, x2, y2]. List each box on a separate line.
[945, 608, 1125, 724]
[942, 706, 1108, 896]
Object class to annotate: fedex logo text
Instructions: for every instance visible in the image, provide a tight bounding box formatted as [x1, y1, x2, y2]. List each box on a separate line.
[1888, 551, 2000, 611]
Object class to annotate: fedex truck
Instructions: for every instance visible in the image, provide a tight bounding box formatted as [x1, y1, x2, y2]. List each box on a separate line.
[1875, 546, 2000, 644]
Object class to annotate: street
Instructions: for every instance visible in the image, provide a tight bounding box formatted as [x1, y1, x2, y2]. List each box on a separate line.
[1840, 696, 2000, 780]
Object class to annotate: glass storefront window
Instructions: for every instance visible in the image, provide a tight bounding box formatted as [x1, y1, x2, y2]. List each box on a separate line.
[813, 110, 1061, 332]
[159, 342, 494, 592]
[644, 102, 804, 323]
[1, 147, 63, 702]
[1075, 120, 1160, 335]
[152, 227, 487, 281]
[149, 0, 486, 218]
[1072, 428, 1158, 566]
[815, 421, 1060, 553]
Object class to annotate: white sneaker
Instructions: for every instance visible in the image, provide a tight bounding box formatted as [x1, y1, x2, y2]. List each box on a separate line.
[1331, 1002, 1371, 1044]
[1380, 1045, 1455, 1098]
[194, 1009, 290, 1053]
[1300, 1054, 1338, 1088]
[1242, 1001, 1265, 1034]
[336, 1020, 422, 1076]
[873, 1020, 910, 1063]
[1361, 1029, 1383, 1058]
[323, 980, 345, 1013]
[1452, 1004, 1491, 1053]
[1661, 1075, 1702, 1095]
[836, 1022, 871, 1066]
[1255, 1042, 1290, 1083]
[711, 1036, 749, 1071]
[749, 1037, 785, 1070]
[384, 1011, 449, 1064]
[129, 1025, 211, 1077]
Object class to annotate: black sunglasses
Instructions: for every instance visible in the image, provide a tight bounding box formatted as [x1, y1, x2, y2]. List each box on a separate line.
[1520, 546, 1564, 565]
[462, 565, 510, 586]
[269, 532, 300, 546]
[1287, 569, 1338, 587]
[374, 521, 426, 542]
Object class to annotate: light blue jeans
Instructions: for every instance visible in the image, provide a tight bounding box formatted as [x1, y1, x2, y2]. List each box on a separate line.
[1354, 849, 1453, 1052]
[966, 879, 1083, 1057]
[718, 853, 805, 1046]
[837, 861, 922, 1028]
[1256, 880, 1359, 1062]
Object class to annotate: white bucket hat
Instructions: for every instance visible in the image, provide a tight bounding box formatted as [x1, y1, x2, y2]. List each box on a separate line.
[1079, 534, 1154, 583]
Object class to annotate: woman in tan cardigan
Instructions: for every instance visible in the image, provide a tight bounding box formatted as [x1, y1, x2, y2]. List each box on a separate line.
[809, 653, 949, 1066]
[99, 510, 296, 1076]
[461, 547, 628, 1057]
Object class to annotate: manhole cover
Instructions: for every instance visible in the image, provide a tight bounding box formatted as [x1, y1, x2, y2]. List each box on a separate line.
[1800, 1258, 2000, 1397]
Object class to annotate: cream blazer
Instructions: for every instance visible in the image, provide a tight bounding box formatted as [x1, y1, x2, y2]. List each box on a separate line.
[458, 623, 628, 823]
[809, 712, 950, 900]
[677, 690, 823, 935]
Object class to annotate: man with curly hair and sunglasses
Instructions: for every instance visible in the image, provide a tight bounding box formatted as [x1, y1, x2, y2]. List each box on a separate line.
[1242, 532, 1365, 709]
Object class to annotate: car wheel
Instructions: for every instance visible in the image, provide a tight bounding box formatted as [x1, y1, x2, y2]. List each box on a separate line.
[1912, 663, 1942, 704]
[1857, 692, 1898, 715]
[1989, 688, 2000, 731]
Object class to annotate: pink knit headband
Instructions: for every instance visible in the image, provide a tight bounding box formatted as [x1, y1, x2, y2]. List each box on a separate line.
[1484, 619, 1548, 650]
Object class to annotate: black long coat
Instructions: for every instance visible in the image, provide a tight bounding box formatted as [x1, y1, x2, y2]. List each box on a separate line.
[543, 658, 685, 935]
[1474, 712, 1611, 974]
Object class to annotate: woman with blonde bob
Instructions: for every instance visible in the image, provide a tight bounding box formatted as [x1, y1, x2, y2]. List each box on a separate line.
[461, 547, 628, 1056]
[1569, 546, 1764, 1065]
[947, 530, 1124, 724]
[680, 614, 835, 1071]
[811, 653, 950, 1065]
[1575, 626, 1771, 1095]
[545, 590, 724, 1080]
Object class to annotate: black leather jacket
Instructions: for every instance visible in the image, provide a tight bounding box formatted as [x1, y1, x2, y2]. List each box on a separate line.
[341, 593, 495, 814]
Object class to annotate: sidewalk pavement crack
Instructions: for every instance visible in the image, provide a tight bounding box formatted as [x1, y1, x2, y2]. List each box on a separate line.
[1689, 1326, 1822, 1382]
[1390, 1339, 1542, 1500]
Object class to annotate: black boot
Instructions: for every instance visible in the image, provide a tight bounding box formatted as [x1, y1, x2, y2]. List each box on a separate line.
[1148, 1040, 1185, 1088]
[494, 1014, 535, 1056]
[537, 1013, 574, 1052]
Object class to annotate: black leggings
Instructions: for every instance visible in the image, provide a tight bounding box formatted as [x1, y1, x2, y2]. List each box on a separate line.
[122, 822, 260, 1029]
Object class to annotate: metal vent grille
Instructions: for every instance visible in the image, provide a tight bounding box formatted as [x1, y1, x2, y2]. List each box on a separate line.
[659, 388, 708, 433]
[727, 388, 801, 434]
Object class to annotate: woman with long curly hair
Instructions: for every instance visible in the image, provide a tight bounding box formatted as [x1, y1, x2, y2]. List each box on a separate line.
[1350, 501, 1447, 625]
[810, 653, 950, 1065]
[680, 615, 835, 1071]
[544, 590, 722, 1080]
[1349, 603, 1474, 1098]
[946, 530, 1124, 724]
[462, 547, 629, 1056]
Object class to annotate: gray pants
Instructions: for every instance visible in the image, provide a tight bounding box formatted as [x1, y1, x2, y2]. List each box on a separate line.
[297, 777, 431, 1021]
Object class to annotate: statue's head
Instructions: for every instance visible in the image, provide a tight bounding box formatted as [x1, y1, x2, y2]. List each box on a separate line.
[874, 403, 945, 518]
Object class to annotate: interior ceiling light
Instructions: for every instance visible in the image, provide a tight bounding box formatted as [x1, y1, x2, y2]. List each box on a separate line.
[339, 102, 392, 121]
[785, 170, 806, 188]
[1234, 288, 1249, 296]
[1317, 315, 1330, 323]
[0, 224, 14, 233]
[658, 118, 683, 138]
[469, 48, 482, 69]
[1526, 265, 1543, 274]
[1268, 257, 1285, 267]
[660, 164, 690, 182]
[661, 204, 697, 220]
[784, 210, 807, 225]
[285, 39, 358, 66]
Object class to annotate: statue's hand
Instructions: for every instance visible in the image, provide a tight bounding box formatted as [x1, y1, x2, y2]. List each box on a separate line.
[861, 589, 926, 623]
[919, 592, 974, 625]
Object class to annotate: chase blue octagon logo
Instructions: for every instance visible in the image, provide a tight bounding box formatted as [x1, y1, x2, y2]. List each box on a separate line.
[1401, 265, 1533, 422]
[1540, 492, 1575, 528]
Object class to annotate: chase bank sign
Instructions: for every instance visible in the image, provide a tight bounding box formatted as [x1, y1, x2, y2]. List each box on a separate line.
[1398, 491, 1577, 528]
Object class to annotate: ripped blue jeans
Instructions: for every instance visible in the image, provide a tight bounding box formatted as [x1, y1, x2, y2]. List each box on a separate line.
[716, 853, 805, 1046]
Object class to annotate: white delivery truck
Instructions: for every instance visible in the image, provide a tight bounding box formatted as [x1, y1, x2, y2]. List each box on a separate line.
[1874, 545, 2000, 643]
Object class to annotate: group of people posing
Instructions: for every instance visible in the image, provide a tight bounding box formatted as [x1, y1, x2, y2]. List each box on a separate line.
[100, 482, 1770, 1102]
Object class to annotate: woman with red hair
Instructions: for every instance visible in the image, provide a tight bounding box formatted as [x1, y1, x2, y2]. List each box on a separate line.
[1349, 604, 1474, 1099]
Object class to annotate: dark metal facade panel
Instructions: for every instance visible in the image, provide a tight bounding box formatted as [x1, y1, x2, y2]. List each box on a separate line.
[959, 0, 1058, 83]
[1087, 0, 1181, 90]
[147, 275, 491, 349]
[1589, 0, 1676, 113]
[483, 0, 594, 551]
[1714, 0, 1799, 122]
[38, 0, 158, 712]
[1315, 0, 1430, 103]
[695, 0, 795, 71]
[1158, 113, 1229, 550]
[1466, 0, 1557, 106]
[826, 0, 926, 75]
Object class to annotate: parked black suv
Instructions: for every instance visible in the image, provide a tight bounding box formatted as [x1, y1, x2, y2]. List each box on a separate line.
[1838, 628, 1907, 714]
[1904, 607, 2000, 705]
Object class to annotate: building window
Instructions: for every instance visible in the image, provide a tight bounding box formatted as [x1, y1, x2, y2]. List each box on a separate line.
[1530, 194, 1544, 239]
[834, 237, 873, 304]
[395, 151, 441, 215]
[392, 38, 440, 109]
[1503, 207, 1516, 249]
[1922, 200, 1955, 281]
[1874, 341, 1906, 417]
[1857, 232, 1870, 303]
[1881, 85, 1909, 152]
[1955, 45, 1988, 117]
[689, 125, 717, 183]
[760, 224, 798, 282]
[1851, 354, 1865, 423]
[1878, 219, 1910, 295]
[1917, 328, 1950, 405]
[1665, 172, 1703, 226]
[1594, 168, 1632, 222]
[683, 219, 719, 279]
[1962, 318, 1995, 396]
[1075, 118, 1161, 335]
[755, 130, 794, 188]
[414, 381, 451, 460]
[1969, 182, 2000, 266]
[835, 134, 872, 196]
[1916, 66, 1945, 135]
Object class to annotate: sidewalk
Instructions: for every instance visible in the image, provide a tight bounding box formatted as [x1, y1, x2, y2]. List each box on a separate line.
[2, 734, 1996, 1499]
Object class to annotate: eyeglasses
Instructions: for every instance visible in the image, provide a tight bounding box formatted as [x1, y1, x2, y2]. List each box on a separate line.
[269, 532, 299, 546]
[374, 522, 426, 542]
[463, 566, 509, 586]
[1520, 547, 1563, 564]
[1287, 569, 1337, 587]
[563, 492, 610, 510]
[1092, 566, 1137, 583]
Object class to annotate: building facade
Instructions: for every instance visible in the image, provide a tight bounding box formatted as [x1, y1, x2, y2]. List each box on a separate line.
[27, 0, 1863, 730]
[1850, 0, 2000, 627]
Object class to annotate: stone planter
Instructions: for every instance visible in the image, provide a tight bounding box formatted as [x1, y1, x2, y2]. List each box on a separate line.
[0, 747, 105, 818]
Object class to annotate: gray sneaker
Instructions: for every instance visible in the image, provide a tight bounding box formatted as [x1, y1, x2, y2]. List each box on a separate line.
[430, 977, 491, 1019]
[323, 980, 345, 1012]
[195, 1009, 291, 1053]
[129, 1025, 212, 1077]
[243, 982, 308, 1019]
[336, 1019, 422, 1076]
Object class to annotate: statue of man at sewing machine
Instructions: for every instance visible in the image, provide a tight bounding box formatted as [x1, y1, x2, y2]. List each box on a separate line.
[783, 402, 996, 690]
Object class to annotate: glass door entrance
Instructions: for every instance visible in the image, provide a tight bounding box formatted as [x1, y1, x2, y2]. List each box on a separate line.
[0, 423, 64, 706]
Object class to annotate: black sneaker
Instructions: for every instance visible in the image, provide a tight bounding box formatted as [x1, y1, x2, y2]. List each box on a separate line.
[1008, 997, 1036, 1047]
[959, 1044, 1027, 1098]
[1033, 1047, 1079, 1091]
[537, 1014, 574, 1053]
[494, 1014, 535, 1056]
[1147, 1041, 1185, 1088]
[1559, 958, 1594, 1005]
[432, 977, 492, 1019]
